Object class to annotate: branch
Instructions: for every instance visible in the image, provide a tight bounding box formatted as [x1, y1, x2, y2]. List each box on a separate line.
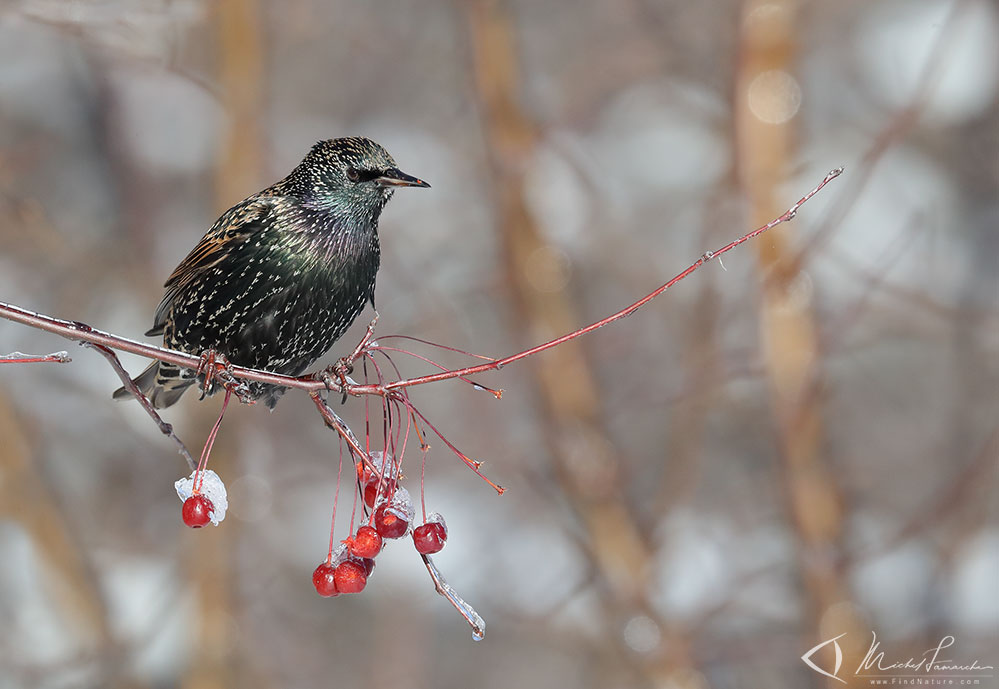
[309, 392, 373, 473]
[81, 342, 197, 472]
[0, 168, 843, 399]
[0, 302, 333, 394]
[349, 167, 844, 394]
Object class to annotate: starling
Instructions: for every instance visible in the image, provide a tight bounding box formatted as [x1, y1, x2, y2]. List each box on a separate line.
[114, 137, 429, 409]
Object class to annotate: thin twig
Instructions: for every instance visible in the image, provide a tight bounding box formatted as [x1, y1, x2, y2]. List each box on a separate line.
[370, 344, 502, 398]
[81, 342, 196, 471]
[350, 167, 845, 394]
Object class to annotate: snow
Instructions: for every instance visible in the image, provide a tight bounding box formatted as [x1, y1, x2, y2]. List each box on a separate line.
[174, 469, 228, 526]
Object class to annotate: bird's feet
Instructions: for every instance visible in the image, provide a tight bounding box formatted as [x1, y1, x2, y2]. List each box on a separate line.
[316, 359, 356, 403]
[196, 349, 253, 404]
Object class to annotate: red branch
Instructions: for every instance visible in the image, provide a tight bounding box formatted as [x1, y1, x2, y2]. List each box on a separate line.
[350, 167, 844, 394]
[0, 168, 843, 399]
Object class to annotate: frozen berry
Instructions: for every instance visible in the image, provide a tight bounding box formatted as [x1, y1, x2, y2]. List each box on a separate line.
[357, 462, 373, 483]
[182, 494, 213, 528]
[312, 562, 339, 597]
[373, 503, 410, 539]
[363, 482, 379, 508]
[413, 522, 448, 554]
[350, 525, 382, 559]
[334, 560, 367, 593]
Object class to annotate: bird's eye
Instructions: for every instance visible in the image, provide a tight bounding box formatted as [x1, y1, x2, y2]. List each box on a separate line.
[346, 167, 360, 182]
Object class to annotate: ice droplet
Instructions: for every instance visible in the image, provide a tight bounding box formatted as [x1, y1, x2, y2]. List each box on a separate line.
[425, 511, 448, 538]
[175, 470, 228, 526]
[387, 486, 416, 533]
[330, 543, 349, 567]
[369, 450, 394, 476]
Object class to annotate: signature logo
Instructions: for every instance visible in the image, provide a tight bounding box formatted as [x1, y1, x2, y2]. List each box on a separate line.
[802, 632, 994, 684]
[801, 633, 847, 683]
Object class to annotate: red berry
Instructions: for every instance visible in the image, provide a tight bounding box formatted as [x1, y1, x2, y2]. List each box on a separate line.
[334, 560, 367, 593]
[373, 503, 410, 539]
[363, 482, 379, 508]
[350, 525, 382, 559]
[182, 494, 213, 528]
[413, 522, 448, 554]
[312, 562, 339, 597]
[357, 462, 373, 484]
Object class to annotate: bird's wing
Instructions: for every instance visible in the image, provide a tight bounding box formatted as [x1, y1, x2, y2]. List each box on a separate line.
[147, 199, 275, 336]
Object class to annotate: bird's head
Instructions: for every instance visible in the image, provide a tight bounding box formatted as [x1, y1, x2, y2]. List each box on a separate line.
[292, 137, 429, 218]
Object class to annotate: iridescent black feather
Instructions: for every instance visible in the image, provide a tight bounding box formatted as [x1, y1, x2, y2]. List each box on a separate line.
[114, 137, 429, 408]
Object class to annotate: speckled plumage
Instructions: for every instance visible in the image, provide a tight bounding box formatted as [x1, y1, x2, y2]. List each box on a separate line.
[114, 137, 429, 409]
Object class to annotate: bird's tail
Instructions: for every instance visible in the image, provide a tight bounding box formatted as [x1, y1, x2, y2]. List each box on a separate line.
[112, 361, 195, 409]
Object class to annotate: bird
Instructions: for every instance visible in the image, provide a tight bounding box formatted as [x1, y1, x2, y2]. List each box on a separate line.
[114, 136, 429, 409]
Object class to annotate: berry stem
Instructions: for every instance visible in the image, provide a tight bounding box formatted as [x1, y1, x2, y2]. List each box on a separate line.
[401, 396, 504, 495]
[346, 442, 359, 536]
[374, 335, 497, 361]
[371, 344, 493, 394]
[327, 437, 345, 563]
[363, 357, 371, 455]
[420, 441, 428, 523]
[194, 387, 231, 492]
[310, 393, 370, 471]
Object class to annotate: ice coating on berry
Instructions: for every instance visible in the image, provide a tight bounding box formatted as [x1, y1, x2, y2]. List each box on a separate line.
[413, 522, 447, 554]
[329, 542, 349, 568]
[389, 486, 415, 523]
[425, 512, 448, 535]
[175, 469, 228, 525]
[362, 451, 399, 508]
[367, 451, 394, 480]
[373, 486, 415, 538]
[374, 504, 408, 539]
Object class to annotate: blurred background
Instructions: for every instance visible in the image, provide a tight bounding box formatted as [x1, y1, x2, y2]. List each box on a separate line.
[0, 0, 997, 687]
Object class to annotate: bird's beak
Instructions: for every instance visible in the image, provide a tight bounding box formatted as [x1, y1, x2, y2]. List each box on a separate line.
[375, 168, 431, 188]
